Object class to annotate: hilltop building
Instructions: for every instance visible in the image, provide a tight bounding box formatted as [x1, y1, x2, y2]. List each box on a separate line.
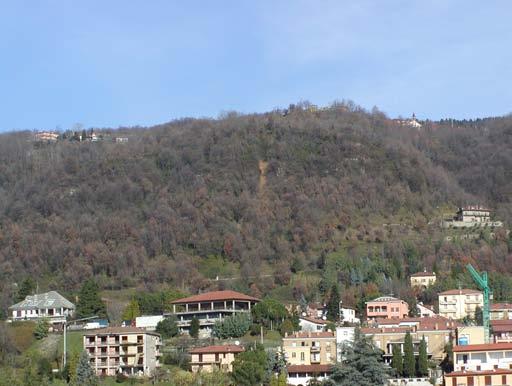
[438, 289, 483, 320]
[189, 345, 244, 373]
[8, 291, 75, 325]
[410, 270, 437, 289]
[443, 205, 503, 228]
[366, 296, 409, 320]
[83, 327, 161, 377]
[34, 131, 59, 142]
[167, 290, 259, 337]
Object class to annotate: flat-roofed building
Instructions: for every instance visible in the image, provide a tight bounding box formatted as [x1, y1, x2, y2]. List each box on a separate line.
[366, 296, 409, 320]
[189, 345, 244, 373]
[83, 327, 161, 377]
[283, 331, 336, 366]
[8, 291, 75, 325]
[168, 290, 259, 337]
[438, 289, 483, 320]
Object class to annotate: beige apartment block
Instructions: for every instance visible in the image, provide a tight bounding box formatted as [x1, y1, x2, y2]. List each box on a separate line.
[83, 327, 161, 377]
[283, 331, 336, 366]
[189, 345, 244, 373]
[438, 289, 483, 320]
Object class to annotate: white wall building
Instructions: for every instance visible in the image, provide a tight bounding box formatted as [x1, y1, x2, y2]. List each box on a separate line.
[340, 307, 360, 324]
[438, 289, 483, 320]
[8, 291, 75, 325]
[299, 316, 328, 332]
[336, 327, 356, 361]
[135, 315, 164, 331]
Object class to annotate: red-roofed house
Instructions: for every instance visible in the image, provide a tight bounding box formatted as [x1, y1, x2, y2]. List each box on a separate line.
[492, 320, 512, 344]
[491, 303, 512, 320]
[287, 364, 332, 386]
[447, 342, 512, 385]
[168, 290, 259, 337]
[189, 345, 244, 373]
[438, 289, 483, 320]
[366, 296, 409, 320]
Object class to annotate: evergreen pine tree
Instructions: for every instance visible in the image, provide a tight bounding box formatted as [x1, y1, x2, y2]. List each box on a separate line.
[75, 350, 97, 386]
[329, 329, 391, 385]
[327, 284, 340, 322]
[189, 317, 200, 338]
[34, 318, 50, 340]
[76, 280, 107, 319]
[418, 336, 429, 376]
[391, 343, 403, 377]
[16, 277, 36, 302]
[156, 316, 179, 339]
[403, 331, 415, 377]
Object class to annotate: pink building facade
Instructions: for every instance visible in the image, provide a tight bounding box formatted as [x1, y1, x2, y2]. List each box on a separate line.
[366, 296, 409, 320]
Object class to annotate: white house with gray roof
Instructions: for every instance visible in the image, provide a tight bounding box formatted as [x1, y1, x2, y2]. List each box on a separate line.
[9, 291, 75, 325]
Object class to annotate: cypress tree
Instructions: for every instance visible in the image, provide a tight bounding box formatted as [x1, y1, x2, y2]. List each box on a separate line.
[190, 317, 200, 338]
[418, 336, 428, 376]
[327, 284, 340, 322]
[391, 343, 403, 376]
[403, 331, 415, 377]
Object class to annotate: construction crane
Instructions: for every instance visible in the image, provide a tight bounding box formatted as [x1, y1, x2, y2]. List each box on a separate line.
[466, 264, 491, 343]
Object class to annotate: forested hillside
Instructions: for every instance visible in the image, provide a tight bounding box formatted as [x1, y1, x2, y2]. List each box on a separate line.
[1, 102, 512, 314]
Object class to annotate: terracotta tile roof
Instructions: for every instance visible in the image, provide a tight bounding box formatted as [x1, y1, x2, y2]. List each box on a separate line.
[453, 342, 512, 352]
[445, 368, 512, 377]
[411, 271, 436, 277]
[85, 327, 160, 337]
[491, 319, 512, 326]
[189, 345, 244, 354]
[362, 327, 412, 334]
[287, 364, 333, 374]
[170, 290, 260, 304]
[373, 316, 460, 330]
[284, 331, 335, 339]
[439, 289, 481, 295]
[299, 316, 328, 325]
[491, 303, 512, 310]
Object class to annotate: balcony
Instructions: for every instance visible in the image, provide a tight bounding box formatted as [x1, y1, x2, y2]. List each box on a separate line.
[310, 346, 321, 353]
[310, 355, 321, 364]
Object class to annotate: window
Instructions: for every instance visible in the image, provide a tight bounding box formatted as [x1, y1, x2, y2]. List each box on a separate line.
[301, 342, 306, 347]
[292, 353, 296, 358]
[300, 352, 305, 361]
[502, 375, 507, 385]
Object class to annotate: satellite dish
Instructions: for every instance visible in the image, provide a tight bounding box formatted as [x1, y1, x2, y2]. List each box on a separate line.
[235, 340, 240, 345]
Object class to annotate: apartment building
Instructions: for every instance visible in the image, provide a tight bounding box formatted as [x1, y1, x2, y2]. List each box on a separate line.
[363, 316, 459, 362]
[283, 331, 336, 366]
[83, 327, 161, 377]
[410, 270, 436, 288]
[189, 345, 244, 373]
[438, 289, 483, 320]
[492, 320, 512, 344]
[491, 303, 512, 320]
[446, 342, 512, 386]
[366, 296, 409, 320]
[168, 290, 259, 337]
[8, 291, 75, 325]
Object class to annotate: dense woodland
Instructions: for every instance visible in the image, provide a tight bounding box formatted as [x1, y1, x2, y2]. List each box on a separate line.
[1, 101, 512, 316]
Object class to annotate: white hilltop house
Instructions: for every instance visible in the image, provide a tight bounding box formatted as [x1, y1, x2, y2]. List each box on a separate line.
[442, 205, 503, 228]
[8, 291, 75, 325]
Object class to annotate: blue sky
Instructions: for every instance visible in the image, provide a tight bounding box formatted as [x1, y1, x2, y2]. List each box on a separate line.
[1, 1, 511, 131]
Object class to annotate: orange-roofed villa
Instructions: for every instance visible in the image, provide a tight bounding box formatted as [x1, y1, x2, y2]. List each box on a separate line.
[167, 290, 259, 337]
